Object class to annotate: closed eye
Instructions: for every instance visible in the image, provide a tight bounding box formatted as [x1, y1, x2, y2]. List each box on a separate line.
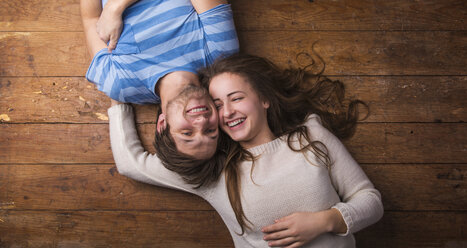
[182, 131, 192, 136]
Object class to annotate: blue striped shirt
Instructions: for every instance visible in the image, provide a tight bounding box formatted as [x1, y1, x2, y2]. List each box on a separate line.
[86, 0, 239, 104]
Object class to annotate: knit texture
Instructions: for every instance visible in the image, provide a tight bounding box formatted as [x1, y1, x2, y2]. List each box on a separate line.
[108, 104, 383, 247]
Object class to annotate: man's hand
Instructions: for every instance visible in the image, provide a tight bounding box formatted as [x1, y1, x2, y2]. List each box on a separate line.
[262, 209, 346, 248]
[96, 2, 123, 52]
[96, 0, 139, 52]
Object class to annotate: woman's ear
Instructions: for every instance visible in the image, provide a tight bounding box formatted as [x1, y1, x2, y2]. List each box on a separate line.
[156, 113, 167, 133]
[262, 100, 270, 109]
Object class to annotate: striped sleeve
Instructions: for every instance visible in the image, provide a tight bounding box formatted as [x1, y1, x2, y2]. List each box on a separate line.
[85, 50, 158, 104]
[198, 4, 239, 62]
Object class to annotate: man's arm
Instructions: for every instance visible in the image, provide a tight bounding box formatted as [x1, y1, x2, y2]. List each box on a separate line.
[80, 0, 107, 57]
[96, 0, 139, 52]
[190, 0, 227, 14]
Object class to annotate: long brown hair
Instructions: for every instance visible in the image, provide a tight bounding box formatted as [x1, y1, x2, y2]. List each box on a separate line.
[198, 53, 365, 234]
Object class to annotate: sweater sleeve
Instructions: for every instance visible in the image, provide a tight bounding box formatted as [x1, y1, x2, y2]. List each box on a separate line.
[305, 114, 384, 235]
[108, 104, 199, 195]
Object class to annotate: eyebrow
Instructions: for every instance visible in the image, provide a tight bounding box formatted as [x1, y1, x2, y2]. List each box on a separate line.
[213, 91, 245, 101]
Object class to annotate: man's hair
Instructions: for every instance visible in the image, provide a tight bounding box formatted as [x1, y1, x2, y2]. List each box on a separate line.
[153, 107, 225, 188]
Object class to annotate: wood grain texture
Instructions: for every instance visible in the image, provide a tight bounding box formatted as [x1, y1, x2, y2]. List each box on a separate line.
[1, 31, 466, 77]
[1, 0, 466, 246]
[354, 211, 467, 248]
[0, 164, 211, 211]
[0, 32, 89, 77]
[0, 210, 234, 248]
[239, 31, 467, 76]
[362, 164, 466, 211]
[0, 164, 464, 211]
[1, 76, 465, 123]
[1, 123, 465, 164]
[1, 0, 465, 31]
[231, 0, 467, 31]
[0, 0, 81, 32]
[0, 210, 465, 248]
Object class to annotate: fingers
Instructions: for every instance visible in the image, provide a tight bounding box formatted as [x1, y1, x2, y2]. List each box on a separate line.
[263, 228, 291, 241]
[108, 36, 118, 52]
[262, 220, 288, 233]
[284, 242, 305, 248]
[266, 236, 297, 247]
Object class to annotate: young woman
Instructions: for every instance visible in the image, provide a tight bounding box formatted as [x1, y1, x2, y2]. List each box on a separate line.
[109, 54, 383, 247]
[198, 53, 383, 247]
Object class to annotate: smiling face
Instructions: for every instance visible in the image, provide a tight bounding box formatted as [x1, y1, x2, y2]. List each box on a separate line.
[208, 72, 275, 149]
[162, 85, 219, 159]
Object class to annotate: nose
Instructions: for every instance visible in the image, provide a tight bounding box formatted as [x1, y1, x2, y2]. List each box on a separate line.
[191, 115, 208, 126]
[223, 103, 235, 118]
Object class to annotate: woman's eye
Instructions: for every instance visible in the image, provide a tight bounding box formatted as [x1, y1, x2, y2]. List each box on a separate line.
[207, 129, 216, 134]
[233, 97, 243, 101]
[215, 105, 222, 109]
[182, 132, 192, 136]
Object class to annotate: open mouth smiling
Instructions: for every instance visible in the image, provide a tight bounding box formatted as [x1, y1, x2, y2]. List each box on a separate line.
[186, 106, 209, 114]
[227, 118, 245, 128]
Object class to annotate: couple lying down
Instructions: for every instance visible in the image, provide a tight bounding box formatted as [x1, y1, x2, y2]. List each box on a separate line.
[81, 0, 383, 247]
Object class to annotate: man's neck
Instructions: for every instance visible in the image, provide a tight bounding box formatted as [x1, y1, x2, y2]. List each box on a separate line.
[157, 71, 199, 112]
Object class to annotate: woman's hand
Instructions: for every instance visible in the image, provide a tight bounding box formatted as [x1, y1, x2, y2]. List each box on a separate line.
[96, 1, 124, 52]
[261, 209, 346, 248]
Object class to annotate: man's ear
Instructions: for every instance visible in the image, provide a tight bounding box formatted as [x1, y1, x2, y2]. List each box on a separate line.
[156, 113, 167, 133]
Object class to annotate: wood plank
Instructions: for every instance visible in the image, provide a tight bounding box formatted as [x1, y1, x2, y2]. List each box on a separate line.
[0, 77, 111, 123]
[1, 76, 465, 123]
[0, 0, 81, 32]
[362, 164, 466, 211]
[1, 0, 466, 32]
[346, 123, 467, 164]
[339, 76, 467, 123]
[0, 164, 211, 211]
[1, 31, 466, 77]
[0, 123, 113, 164]
[0, 77, 158, 124]
[239, 31, 467, 76]
[0, 210, 234, 248]
[0, 210, 465, 248]
[0, 32, 89, 77]
[1, 123, 466, 164]
[1, 164, 465, 211]
[354, 211, 467, 248]
[231, 0, 467, 31]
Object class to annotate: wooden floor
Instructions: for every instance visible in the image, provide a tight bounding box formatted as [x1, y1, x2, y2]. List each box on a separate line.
[1, 0, 466, 247]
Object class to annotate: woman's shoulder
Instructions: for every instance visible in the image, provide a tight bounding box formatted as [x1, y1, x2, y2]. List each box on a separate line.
[304, 114, 325, 132]
[304, 114, 334, 141]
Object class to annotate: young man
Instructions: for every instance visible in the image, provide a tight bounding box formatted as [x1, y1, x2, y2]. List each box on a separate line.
[80, 0, 239, 159]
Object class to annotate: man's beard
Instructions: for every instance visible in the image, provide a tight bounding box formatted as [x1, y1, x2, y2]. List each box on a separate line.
[166, 85, 209, 117]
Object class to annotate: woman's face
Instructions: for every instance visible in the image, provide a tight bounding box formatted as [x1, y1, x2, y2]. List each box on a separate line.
[208, 72, 274, 148]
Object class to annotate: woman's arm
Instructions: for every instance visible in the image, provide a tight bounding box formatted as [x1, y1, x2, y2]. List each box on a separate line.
[262, 115, 383, 247]
[314, 117, 384, 235]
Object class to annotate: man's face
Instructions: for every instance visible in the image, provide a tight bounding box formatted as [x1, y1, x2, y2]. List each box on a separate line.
[164, 85, 219, 159]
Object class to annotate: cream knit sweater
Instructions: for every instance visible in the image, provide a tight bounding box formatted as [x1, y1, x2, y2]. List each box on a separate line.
[108, 104, 383, 248]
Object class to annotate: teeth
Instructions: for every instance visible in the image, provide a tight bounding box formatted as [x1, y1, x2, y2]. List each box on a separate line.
[227, 118, 245, 127]
[188, 107, 207, 113]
